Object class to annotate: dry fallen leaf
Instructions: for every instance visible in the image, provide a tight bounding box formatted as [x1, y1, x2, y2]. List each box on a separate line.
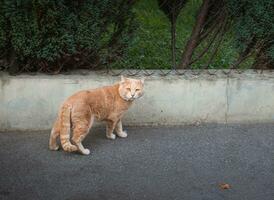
[219, 183, 231, 190]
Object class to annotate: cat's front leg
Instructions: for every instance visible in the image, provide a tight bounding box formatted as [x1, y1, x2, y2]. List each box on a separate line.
[115, 119, 127, 138]
[106, 121, 117, 140]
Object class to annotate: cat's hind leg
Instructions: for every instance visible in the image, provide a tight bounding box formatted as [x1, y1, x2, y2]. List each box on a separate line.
[49, 120, 60, 151]
[71, 116, 94, 155]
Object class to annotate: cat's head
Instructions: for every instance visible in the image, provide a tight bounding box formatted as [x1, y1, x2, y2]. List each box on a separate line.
[118, 76, 144, 101]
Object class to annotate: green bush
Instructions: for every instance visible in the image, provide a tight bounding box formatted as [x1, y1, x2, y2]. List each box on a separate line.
[0, 0, 137, 73]
[227, 0, 274, 68]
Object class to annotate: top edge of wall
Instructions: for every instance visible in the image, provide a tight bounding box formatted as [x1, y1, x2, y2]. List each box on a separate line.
[1, 69, 274, 80]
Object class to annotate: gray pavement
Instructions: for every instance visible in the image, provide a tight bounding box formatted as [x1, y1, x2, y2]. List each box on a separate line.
[0, 124, 274, 200]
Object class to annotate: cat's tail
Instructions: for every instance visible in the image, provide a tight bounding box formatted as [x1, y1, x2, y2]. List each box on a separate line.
[59, 104, 78, 152]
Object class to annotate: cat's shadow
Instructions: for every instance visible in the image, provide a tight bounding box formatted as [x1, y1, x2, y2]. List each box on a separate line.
[83, 127, 108, 147]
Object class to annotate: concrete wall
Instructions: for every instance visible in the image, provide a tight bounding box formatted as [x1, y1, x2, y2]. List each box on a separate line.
[1, 70, 274, 131]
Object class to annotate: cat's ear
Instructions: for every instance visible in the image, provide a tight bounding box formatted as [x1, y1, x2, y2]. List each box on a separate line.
[140, 77, 145, 84]
[120, 75, 126, 83]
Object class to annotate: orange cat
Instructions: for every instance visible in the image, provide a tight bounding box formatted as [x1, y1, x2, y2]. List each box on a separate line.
[49, 76, 144, 155]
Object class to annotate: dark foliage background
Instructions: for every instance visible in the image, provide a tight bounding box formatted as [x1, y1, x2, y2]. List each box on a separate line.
[0, 0, 137, 73]
[0, 0, 273, 74]
[227, 0, 274, 69]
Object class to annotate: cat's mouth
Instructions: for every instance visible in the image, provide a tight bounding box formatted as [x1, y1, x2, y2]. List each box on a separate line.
[128, 97, 135, 101]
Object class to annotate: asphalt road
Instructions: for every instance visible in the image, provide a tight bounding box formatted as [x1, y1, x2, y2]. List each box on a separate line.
[0, 124, 274, 200]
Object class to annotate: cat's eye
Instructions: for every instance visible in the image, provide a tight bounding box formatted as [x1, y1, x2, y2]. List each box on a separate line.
[126, 87, 131, 91]
[136, 89, 140, 91]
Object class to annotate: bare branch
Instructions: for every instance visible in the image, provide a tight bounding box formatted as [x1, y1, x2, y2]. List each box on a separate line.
[189, 20, 223, 65]
[179, 0, 210, 69]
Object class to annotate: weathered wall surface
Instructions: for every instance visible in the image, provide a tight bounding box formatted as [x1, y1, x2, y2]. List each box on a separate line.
[1, 71, 274, 131]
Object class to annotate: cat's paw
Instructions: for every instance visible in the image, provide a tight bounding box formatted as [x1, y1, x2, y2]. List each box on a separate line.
[82, 149, 90, 155]
[106, 133, 116, 140]
[49, 145, 59, 151]
[117, 131, 127, 138]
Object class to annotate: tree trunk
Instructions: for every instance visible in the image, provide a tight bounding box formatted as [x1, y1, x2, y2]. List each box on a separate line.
[179, 0, 210, 69]
[171, 12, 176, 69]
[7, 49, 19, 75]
[252, 49, 274, 69]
